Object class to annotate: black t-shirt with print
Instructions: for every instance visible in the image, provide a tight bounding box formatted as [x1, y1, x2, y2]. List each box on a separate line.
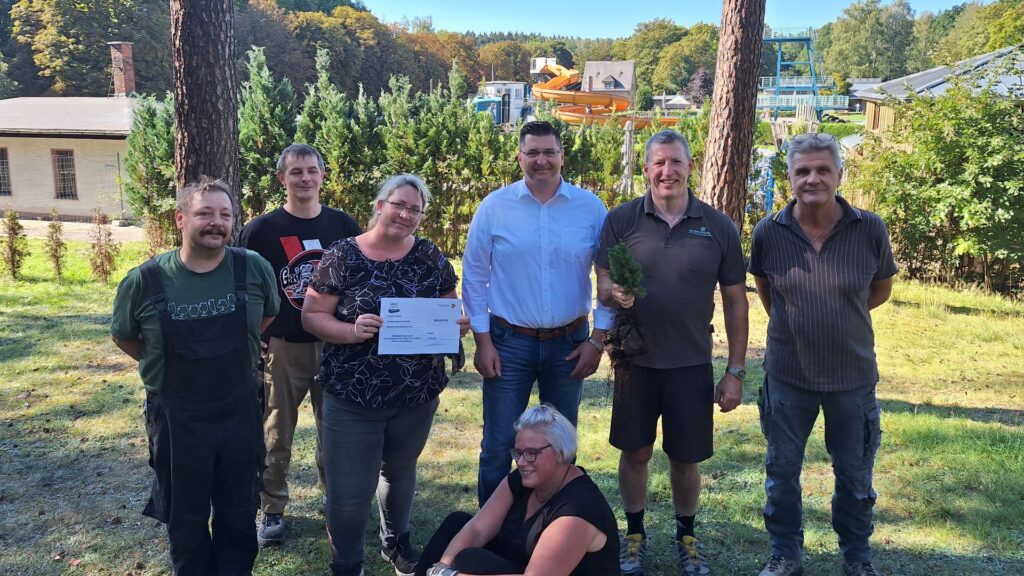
[239, 206, 361, 342]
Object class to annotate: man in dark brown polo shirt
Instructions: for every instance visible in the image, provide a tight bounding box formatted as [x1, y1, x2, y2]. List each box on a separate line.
[596, 130, 749, 576]
[748, 133, 897, 576]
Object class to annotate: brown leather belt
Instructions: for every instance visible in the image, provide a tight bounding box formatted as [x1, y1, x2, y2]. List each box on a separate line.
[493, 316, 586, 341]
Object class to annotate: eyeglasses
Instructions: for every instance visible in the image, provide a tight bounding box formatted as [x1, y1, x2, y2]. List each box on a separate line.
[791, 132, 836, 144]
[511, 444, 552, 463]
[521, 149, 561, 159]
[385, 201, 423, 217]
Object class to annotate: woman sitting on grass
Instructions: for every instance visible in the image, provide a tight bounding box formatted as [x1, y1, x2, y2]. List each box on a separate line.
[418, 404, 619, 576]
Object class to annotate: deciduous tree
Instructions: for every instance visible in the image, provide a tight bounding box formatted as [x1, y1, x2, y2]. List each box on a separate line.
[824, 0, 914, 79]
[652, 23, 719, 93]
[846, 64, 1024, 293]
[478, 40, 530, 82]
[683, 66, 714, 106]
[10, 0, 170, 95]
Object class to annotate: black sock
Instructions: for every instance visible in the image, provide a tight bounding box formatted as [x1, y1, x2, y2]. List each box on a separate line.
[625, 510, 646, 538]
[676, 514, 695, 539]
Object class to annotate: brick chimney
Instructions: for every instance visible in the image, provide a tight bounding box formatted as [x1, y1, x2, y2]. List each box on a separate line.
[108, 41, 136, 96]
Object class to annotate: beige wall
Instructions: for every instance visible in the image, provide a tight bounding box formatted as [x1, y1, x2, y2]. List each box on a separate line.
[0, 136, 129, 220]
[864, 101, 897, 136]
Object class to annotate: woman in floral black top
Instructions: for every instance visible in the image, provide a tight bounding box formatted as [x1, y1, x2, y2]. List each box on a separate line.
[303, 174, 470, 576]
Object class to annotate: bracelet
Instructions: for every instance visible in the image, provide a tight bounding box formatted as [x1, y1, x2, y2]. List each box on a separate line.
[351, 322, 358, 340]
[587, 337, 605, 351]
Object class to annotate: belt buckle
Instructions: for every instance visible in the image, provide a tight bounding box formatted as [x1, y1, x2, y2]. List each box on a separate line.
[535, 328, 555, 340]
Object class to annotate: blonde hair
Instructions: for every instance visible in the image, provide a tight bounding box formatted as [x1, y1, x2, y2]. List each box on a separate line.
[367, 174, 432, 230]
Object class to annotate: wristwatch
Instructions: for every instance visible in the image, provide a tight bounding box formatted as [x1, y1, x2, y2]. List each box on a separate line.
[587, 337, 606, 352]
[726, 366, 747, 380]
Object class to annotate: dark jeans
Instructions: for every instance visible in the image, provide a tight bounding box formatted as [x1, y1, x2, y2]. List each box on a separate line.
[758, 375, 882, 563]
[477, 315, 589, 505]
[323, 393, 439, 572]
[416, 512, 519, 576]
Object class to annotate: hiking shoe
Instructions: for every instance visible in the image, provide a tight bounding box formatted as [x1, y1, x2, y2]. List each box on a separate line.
[675, 535, 711, 575]
[380, 532, 418, 576]
[759, 555, 803, 576]
[619, 533, 647, 575]
[843, 560, 884, 576]
[257, 512, 284, 547]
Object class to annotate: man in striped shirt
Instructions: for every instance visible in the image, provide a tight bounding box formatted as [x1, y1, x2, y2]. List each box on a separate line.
[749, 133, 897, 576]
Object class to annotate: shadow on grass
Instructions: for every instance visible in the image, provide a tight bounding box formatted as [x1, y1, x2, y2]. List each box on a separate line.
[880, 396, 1024, 425]
[889, 298, 1024, 318]
[0, 310, 111, 364]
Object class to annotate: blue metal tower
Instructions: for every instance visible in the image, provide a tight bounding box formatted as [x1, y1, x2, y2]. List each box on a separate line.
[758, 28, 848, 119]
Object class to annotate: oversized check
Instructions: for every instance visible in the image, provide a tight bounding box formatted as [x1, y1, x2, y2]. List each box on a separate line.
[378, 297, 461, 355]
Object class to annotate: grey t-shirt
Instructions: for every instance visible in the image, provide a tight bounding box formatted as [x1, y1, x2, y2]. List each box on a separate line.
[748, 197, 898, 391]
[596, 191, 746, 369]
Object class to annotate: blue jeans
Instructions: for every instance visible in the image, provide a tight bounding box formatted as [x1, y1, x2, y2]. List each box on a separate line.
[477, 315, 589, 505]
[758, 375, 882, 563]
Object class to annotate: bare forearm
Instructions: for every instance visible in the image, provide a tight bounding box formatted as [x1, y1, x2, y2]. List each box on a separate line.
[753, 276, 772, 315]
[595, 267, 614, 307]
[302, 311, 358, 344]
[722, 288, 749, 368]
[473, 330, 494, 348]
[868, 278, 893, 310]
[724, 311, 748, 368]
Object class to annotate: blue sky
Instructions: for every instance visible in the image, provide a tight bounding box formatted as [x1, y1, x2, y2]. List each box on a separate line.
[361, 0, 979, 38]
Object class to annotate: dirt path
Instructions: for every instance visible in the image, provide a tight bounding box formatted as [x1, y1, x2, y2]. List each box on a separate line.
[18, 219, 145, 242]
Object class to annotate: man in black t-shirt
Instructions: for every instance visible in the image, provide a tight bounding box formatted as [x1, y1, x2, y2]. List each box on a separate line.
[238, 144, 361, 546]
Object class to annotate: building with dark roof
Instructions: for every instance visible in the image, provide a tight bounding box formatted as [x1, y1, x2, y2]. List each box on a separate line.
[856, 47, 1022, 134]
[0, 42, 139, 220]
[581, 61, 636, 105]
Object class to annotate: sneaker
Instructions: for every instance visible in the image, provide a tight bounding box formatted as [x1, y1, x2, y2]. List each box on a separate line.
[619, 533, 647, 575]
[380, 532, 418, 576]
[843, 560, 884, 576]
[759, 555, 803, 576]
[675, 535, 711, 575]
[257, 512, 284, 547]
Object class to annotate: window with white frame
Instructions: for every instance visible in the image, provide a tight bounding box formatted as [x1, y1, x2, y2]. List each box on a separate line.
[0, 149, 10, 196]
[51, 149, 78, 200]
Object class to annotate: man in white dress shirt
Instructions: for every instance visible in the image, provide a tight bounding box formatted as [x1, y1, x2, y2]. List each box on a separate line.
[463, 120, 614, 505]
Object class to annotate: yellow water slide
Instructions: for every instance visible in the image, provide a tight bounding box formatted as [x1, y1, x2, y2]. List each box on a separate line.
[533, 63, 580, 91]
[531, 67, 678, 127]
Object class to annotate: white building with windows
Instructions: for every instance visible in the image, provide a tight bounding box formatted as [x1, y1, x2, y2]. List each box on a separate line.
[478, 81, 528, 124]
[0, 96, 136, 221]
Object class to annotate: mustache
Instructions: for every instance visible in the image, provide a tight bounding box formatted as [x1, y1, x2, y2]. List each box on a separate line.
[200, 226, 228, 236]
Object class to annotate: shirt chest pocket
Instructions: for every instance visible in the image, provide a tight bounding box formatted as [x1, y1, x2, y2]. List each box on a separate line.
[554, 227, 594, 265]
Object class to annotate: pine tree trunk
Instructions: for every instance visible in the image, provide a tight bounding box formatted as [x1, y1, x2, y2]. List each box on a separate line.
[699, 0, 766, 232]
[170, 1, 242, 237]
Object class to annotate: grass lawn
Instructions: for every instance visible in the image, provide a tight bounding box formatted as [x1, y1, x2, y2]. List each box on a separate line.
[1, 239, 1022, 575]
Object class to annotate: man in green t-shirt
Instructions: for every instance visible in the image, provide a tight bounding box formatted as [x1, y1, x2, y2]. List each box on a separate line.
[111, 177, 279, 575]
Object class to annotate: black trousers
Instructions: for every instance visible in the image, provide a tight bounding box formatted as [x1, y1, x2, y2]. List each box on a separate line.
[415, 512, 520, 576]
[144, 394, 262, 576]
